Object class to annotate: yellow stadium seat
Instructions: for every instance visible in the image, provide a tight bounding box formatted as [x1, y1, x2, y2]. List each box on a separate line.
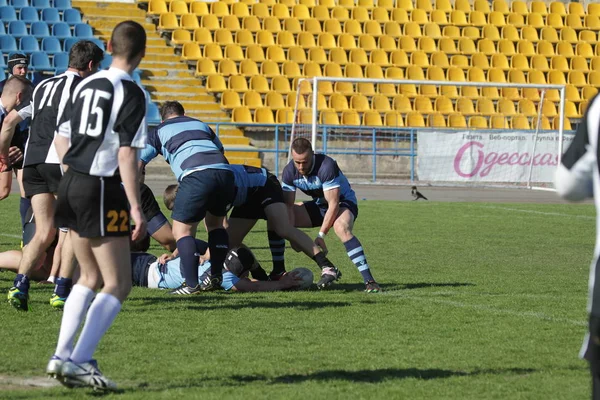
[292, 4, 310, 20]
[227, 75, 248, 92]
[320, 109, 340, 126]
[496, 98, 516, 115]
[488, 11, 506, 26]
[414, 96, 433, 114]
[397, 36, 415, 53]
[463, 26, 481, 40]
[221, 90, 242, 110]
[492, 0, 509, 14]
[566, 2, 584, 16]
[179, 14, 199, 30]
[539, 99, 557, 117]
[403, 22, 422, 38]
[329, 93, 349, 111]
[565, 85, 581, 103]
[201, 14, 220, 30]
[307, 93, 327, 110]
[172, 29, 191, 45]
[390, 50, 409, 67]
[195, 58, 216, 77]
[272, 4, 290, 19]
[345, 63, 364, 78]
[474, 97, 494, 115]
[448, 113, 467, 128]
[520, 26, 539, 42]
[404, 112, 424, 127]
[246, 44, 265, 62]
[250, 75, 270, 93]
[350, 48, 369, 66]
[418, 36, 436, 53]
[501, 25, 519, 41]
[546, 13, 564, 29]
[427, 113, 446, 127]
[439, 37, 459, 54]
[338, 0, 355, 7]
[556, 41, 574, 58]
[530, 0, 548, 15]
[210, 1, 229, 16]
[282, 61, 302, 78]
[533, 116, 552, 130]
[303, 18, 322, 35]
[592, 57, 600, 72]
[460, 85, 479, 99]
[568, 71, 586, 87]
[324, 62, 343, 77]
[384, 21, 402, 38]
[182, 42, 202, 61]
[276, 108, 294, 124]
[407, 65, 425, 80]
[520, 87, 540, 102]
[564, 100, 580, 118]
[218, 58, 238, 76]
[553, 116, 571, 131]
[364, 20, 383, 36]
[214, 29, 233, 45]
[585, 15, 600, 30]
[193, 28, 212, 45]
[589, 3, 600, 15]
[372, 94, 391, 111]
[222, 15, 241, 31]
[169, 0, 188, 15]
[435, 96, 454, 114]
[583, 86, 598, 101]
[361, 111, 382, 127]
[358, 0, 375, 8]
[204, 74, 226, 93]
[455, 98, 476, 115]
[451, 54, 469, 69]
[276, 31, 295, 48]
[490, 54, 509, 70]
[450, 10, 469, 27]
[190, 1, 209, 16]
[549, 55, 568, 72]
[529, 54, 549, 71]
[312, 5, 330, 21]
[578, 29, 596, 43]
[318, 81, 334, 96]
[511, 115, 530, 130]
[323, 20, 342, 36]
[482, 85, 501, 100]
[508, 12, 525, 26]
[377, 0, 395, 9]
[560, 27, 578, 44]
[158, 13, 179, 30]
[427, 65, 445, 80]
[243, 90, 263, 109]
[487, 68, 506, 83]
[287, 46, 307, 64]
[477, 38, 496, 55]
[511, 0, 527, 14]
[373, 7, 390, 22]
[474, 0, 490, 13]
[351, 6, 370, 22]
[233, 30, 253, 46]
[333, 81, 353, 95]
[566, 14, 583, 29]
[314, 33, 334, 50]
[457, 38, 476, 55]
[436, 0, 452, 12]
[411, 9, 429, 24]
[338, 33, 357, 50]
[416, 0, 432, 11]
[370, 49, 389, 66]
[527, 12, 545, 28]
[536, 40, 555, 57]
[589, 71, 600, 86]
[254, 107, 275, 124]
[393, 95, 412, 113]
[447, 66, 466, 81]
[261, 59, 280, 77]
[331, 6, 350, 21]
[359, 35, 378, 51]
[391, 8, 409, 24]
[527, 69, 546, 84]
[576, 42, 594, 58]
[431, 51, 449, 68]
[286, 92, 305, 109]
[469, 116, 488, 128]
[343, 19, 362, 36]
[238, 59, 258, 77]
[351, 94, 370, 112]
[440, 84, 459, 99]
[455, 0, 471, 12]
[148, 0, 168, 16]
[441, 25, 459, 39]
[271, 76, 291, 94]
[379, 83, 397, 96]
[491, 115, 509, 129]
[242, 16, 261, 32]
[303, 61, 322, 77]
[328, 48, 347, 65]
[422, 23, 441, 39]
[279, 18, 298, 33]
[265, 45, 284, 63]
[516, 39, 535, 56]
[232, 106, 253, 123]
[384, 111, 404, 127]
[430, 10, 448, 25]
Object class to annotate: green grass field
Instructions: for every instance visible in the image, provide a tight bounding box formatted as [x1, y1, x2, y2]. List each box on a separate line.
[0, 195, 596, 399]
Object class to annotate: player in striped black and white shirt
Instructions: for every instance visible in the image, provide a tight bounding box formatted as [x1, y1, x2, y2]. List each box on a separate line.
[6, 40, 104, 312]
[556, 94, 600, 400]
[46, 21, 147, 392]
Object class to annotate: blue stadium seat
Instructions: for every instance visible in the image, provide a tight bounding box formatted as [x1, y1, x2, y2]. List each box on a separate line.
[0, 53, 6, 68]
[30, 21, 49, 38]
[0, 70, 6, 81]
[40, 7, 59, 23]
[62, 37, 77, 52]
[74, 23, 93, 38]
[0, 6, 17, 21]
[0, 35, 17, 52]
[90, 38, 105, 50]
[0, 22, 5, 35]
[8, 21, 27, 38]
[41, 36, 61, 54]
[52, 51, 67, 70]
[146, 101, 160, 125]
[9, 0, 28, 9]
[53, 0, 70, 11]
[19, 36, 40, 53]
[19, 6, 39, 23]
[30, 51, 52, 71]
[0, 0, 7, 6]
[62, 8, 81, 24]
[52, 22, 71, 39]
[31, 0, 49, 9]
[100, 53, 111, 69]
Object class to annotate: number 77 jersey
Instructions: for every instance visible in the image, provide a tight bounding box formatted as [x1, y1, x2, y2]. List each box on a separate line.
[58, 68, 147, 177]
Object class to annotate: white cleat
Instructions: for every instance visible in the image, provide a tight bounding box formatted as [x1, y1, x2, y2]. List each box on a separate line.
[60, 360, 118, 392]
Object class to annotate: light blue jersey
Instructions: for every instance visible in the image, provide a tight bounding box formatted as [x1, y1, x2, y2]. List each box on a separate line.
[140, 115, 230, 181]
[153, 257, 239, 291]
[229, 164, 268, 206]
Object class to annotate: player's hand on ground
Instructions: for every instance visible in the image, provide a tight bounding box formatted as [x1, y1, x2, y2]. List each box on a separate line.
[158, 253, 172, 265]
[281, 271, 303, 289]
[314, 237, 328, 256]
[8, 146, 23, 166]
[130, 206, 147, 243]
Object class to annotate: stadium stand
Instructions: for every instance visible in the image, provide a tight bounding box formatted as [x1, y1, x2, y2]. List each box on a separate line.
[135, 0, 600, 131]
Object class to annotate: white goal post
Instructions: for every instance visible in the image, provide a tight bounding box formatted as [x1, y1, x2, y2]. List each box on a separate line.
[290, 76, 568, 190]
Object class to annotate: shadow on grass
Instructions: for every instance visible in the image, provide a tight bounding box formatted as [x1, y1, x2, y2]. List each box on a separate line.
[401, 282, 476, 290]
[127, 298, 352, 312]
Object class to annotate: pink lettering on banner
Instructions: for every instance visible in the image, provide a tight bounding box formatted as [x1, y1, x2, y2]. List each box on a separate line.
[453, 141, 559, 178]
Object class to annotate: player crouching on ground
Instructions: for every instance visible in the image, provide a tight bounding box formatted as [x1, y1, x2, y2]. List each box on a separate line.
[131, 240, 302, 292]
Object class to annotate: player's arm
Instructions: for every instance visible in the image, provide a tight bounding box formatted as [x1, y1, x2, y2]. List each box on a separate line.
[0, 170, 12, 200]
[320, 187, 341, 235]
[0, 110, 24, 165]
[120, 148, 146, 241]
[230, 273, 301, 292]
[281, 166, 298, 226]
[138, 128, 160, 177]
[555, 104, 596, 202]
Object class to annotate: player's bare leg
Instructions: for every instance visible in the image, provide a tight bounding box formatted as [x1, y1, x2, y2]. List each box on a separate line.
[290, 203, 314, 228]
[8, 193, 56, 311]
[50, 231, 78, 309]
[333, 209, 381, 293]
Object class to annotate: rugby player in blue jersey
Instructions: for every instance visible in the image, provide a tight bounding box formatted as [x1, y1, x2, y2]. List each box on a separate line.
[139, 101, 234, 294]
[282, 138, 381, 292]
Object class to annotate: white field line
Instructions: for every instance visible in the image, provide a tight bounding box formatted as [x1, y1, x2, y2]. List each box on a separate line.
[0, 233, 20, 239]
[478, 205, 595, 220]
[384, 291, 587, 327]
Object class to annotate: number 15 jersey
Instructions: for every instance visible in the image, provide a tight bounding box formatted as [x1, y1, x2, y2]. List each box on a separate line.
[58, 67, 147, 177]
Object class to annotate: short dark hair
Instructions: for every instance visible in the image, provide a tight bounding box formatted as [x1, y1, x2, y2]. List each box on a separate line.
[3, 75, 32, 97]
[163, 184, 178, 211]
[291, 137, 313, 155]
[110, 20, 146, 62]
[69, 40, 104, 70]
[160, 101, 185, 121]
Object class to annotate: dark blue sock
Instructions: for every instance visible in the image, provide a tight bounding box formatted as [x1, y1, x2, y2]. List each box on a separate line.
[208, 228, 228, 278]
[14, 274, 30, 293]
[177, 236, 200, 288]
[19, 197, 31, 228]
[54, 278, 73, 298]
[343, 236, 375, 283]
[194, 239, 209, 256]
[267, 230, 286, 274]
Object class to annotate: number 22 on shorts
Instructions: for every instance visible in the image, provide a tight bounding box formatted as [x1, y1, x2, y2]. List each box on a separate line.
[106, 210, 129, 232]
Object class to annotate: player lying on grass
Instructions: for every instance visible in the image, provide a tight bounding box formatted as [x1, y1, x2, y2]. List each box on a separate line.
[162, 165, 340, 288]
[131, 240, 302, 292]
[282, 138, 381, 293]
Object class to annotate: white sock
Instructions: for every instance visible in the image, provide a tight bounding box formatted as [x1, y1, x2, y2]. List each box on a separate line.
[54, 284, 95, 360]
[70, 293, 122, 364]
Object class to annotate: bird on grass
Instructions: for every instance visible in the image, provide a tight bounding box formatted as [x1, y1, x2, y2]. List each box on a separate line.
[411, 186, 428, 201]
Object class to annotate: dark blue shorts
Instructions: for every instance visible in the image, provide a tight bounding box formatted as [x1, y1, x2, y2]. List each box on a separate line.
[229, 173, 284, 220]
[171, 168, 236, 223]
[303, 199, 359, 227]
[131, 253, 157, 287]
